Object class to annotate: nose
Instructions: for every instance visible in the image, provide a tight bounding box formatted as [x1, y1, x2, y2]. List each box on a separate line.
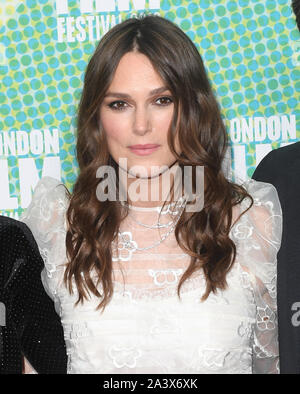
[132, 106, 151, 136]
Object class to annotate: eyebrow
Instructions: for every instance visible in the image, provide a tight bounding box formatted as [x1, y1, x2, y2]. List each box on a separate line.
[104, 86, 170, 99]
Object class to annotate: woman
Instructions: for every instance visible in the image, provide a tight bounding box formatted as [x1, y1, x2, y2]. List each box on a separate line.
[22, 15, 282, 374]
[0, 215, 67, 374]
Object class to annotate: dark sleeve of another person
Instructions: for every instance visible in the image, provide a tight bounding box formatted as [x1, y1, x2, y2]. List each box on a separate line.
[252, 143, 300, 374]
[9, 220, 67, 374]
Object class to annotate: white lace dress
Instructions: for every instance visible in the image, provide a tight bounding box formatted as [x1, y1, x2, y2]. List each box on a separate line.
[22, 177, 282, 374]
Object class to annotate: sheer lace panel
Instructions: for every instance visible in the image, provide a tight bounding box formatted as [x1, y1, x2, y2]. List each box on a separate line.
[22, 177, 282, 374]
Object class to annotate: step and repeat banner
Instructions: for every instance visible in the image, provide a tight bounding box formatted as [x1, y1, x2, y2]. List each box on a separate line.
[0, 0, 299, 219]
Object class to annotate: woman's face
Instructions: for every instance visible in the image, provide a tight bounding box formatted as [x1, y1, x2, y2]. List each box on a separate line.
[99, 51, 180, 178]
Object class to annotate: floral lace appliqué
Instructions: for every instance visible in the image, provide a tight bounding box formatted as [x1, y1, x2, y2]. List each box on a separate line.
[148, 268, 183, 286]
[39, 247, 56, 278]
[112, 231, 137, 261]
[256, 305, 276, 331]
[108, 345, 142, 369]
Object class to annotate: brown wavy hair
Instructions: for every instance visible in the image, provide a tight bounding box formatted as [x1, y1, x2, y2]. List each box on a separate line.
[64, 15, 253, 311]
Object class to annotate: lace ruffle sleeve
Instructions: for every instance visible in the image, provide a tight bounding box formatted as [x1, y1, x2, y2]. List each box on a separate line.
[21, 176, 69, 305]
[230, 179, 282, 374]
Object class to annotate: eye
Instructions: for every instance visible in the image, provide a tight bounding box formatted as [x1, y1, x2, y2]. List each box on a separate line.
[155, 96, 173, 106]
[108, 101, 128, 110]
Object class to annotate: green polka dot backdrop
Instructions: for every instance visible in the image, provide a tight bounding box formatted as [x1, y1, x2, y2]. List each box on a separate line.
[0, 0, 299, 218]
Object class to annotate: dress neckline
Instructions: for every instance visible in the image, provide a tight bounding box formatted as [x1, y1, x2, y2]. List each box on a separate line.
[124, 196, 186, 213]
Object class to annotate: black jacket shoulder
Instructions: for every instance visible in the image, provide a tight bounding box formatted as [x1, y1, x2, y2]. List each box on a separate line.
[0, 215, 42, 290]
[253, 142, 300, 183]
[252, 141, 300, 374]
[0, 215, 39, 254]
[0, 215, 67, 374]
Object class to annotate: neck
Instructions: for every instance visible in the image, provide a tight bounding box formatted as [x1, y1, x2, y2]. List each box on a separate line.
[118, 161, 183, 208]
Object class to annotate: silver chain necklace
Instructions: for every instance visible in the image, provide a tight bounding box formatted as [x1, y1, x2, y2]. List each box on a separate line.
[117, 198, 187, 252]
[125, 196, 187, 230]
[128, 216, 174, 229]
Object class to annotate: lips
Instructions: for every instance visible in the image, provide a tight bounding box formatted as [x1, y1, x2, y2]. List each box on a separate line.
[128, 144, 160, 156]
[129, 144, 160, 149]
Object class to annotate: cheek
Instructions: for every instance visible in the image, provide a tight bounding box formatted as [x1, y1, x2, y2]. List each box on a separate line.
[153, 110, 178, 153]
[100, 112, 127, 144]
[153, 109, 173, 133]
[158, 115, 180, 156]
